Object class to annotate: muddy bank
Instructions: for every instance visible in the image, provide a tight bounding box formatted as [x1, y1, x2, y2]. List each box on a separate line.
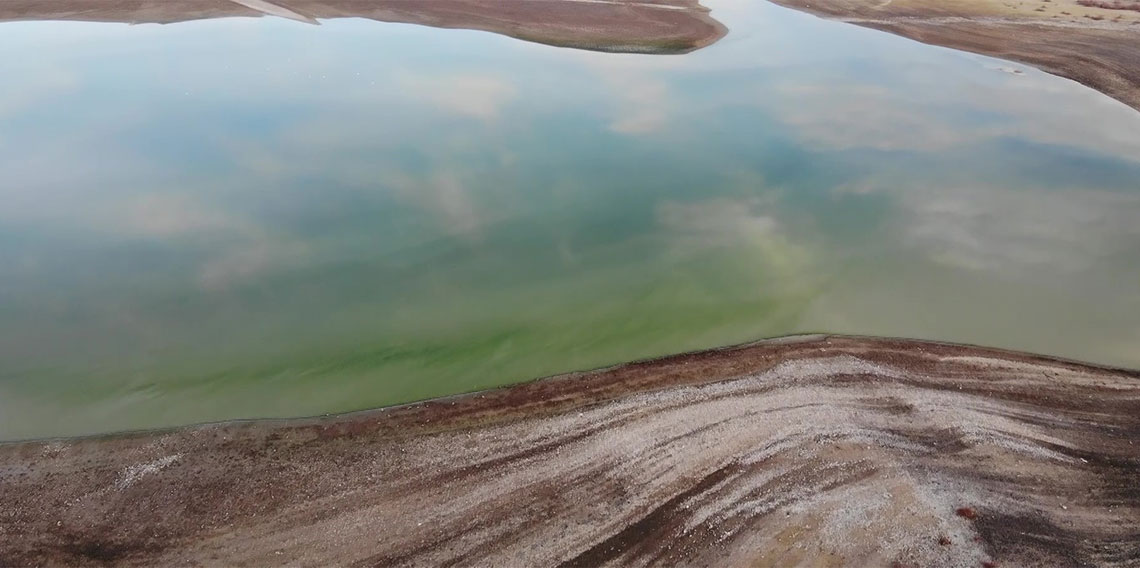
[768, 0, 1140, 112]
[0, 0, 726, 54]
[7, 0, 1136, 107]
[1, 335, 1138, 566]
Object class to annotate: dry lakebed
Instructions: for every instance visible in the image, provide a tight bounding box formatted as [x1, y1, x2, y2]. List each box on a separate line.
[1, 335, 1138, 566]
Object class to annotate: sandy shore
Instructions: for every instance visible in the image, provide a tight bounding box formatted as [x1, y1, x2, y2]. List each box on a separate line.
[769, 0, 1140, 112]
[0, 0, 726, 54]
[2, 335, 1138, 566]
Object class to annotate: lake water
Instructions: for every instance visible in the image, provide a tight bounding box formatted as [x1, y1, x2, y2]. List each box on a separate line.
[3, 0, 1140, 440]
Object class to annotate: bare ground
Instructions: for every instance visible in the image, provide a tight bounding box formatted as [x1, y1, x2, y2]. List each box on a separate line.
[767, 0, 1140, 112]
[0, 0, 727, 53]
[1, 335, 1138, 566]
[6, 0, 1136, 106]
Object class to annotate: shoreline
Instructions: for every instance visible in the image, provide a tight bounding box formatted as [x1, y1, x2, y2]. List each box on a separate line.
[1, 333, 1135, 446]
[3, 334, 1138, 566]
[0, 0, 727, 54]
[3, 2, 1139, 564]
[768, 0, 1140, 112]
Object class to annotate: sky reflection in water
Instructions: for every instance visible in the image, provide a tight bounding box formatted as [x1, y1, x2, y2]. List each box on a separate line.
[2, 0, 1140, 439]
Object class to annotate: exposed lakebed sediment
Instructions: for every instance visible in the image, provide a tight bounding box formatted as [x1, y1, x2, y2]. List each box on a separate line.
[2, 335, 1138, 566]
[0, 0, 726, 53]
[768, 0, 1140, 112]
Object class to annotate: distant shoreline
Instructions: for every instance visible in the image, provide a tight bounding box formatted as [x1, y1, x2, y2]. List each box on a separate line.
[769, 0, 1140, 112]
[7, 0, 1136, 108]
[0, 0, 727, 54]
[3, 334, 1138, 566]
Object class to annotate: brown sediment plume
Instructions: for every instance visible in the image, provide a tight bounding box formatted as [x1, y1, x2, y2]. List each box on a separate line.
[765, 0, 1140, 112]
[1, 335, 1138, 566]
[0, 0, 727, 54]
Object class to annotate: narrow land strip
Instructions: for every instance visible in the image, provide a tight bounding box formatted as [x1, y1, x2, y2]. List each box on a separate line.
[0, 0, 727, 54]
[5, 0, 1136, 107]
[768, 0, 1140, 112]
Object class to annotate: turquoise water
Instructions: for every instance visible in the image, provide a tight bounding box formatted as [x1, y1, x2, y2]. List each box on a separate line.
[2, 0, 1140, 440]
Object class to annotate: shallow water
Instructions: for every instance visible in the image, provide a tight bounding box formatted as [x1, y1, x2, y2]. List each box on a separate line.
[2, 0, 1140, 439]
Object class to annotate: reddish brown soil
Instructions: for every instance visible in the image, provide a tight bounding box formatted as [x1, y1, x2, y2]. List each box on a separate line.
[1077, 0, 1140, 12]
[768, 0, 1140, 112]
[1, 335, 1138, 566]
[0, 0, 727, 53]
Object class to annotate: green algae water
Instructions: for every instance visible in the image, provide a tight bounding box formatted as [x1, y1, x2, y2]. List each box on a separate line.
[3, 0, 1140, 439]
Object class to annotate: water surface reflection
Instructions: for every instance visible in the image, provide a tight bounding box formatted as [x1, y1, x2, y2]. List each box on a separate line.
[2, 0, 1139, 438]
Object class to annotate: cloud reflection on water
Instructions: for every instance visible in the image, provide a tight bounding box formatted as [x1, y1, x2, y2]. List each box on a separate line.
[2, 3, 1140, 438]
